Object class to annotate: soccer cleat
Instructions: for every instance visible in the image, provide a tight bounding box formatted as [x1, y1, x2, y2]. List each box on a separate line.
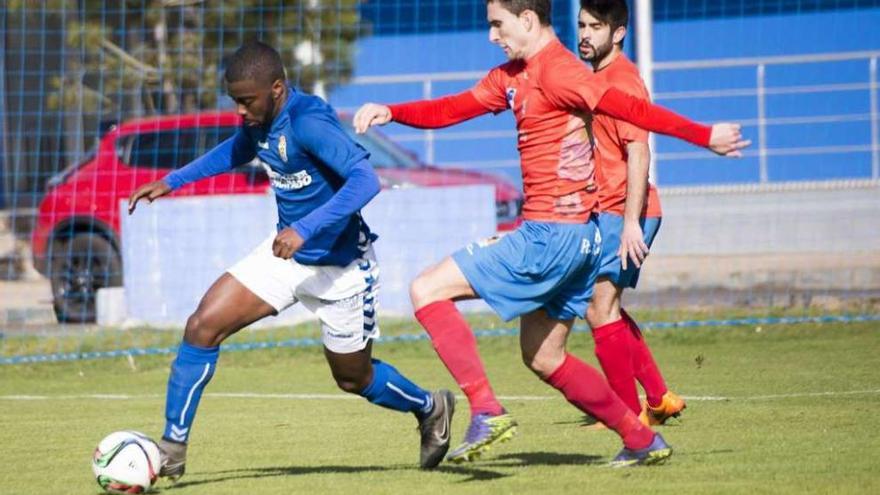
[158, 438, 187, 481]
[609, 433, 672, 468]
[446, 412, 518, 463]
[418, 389, 456, 469]
[640, 391, 687, 426]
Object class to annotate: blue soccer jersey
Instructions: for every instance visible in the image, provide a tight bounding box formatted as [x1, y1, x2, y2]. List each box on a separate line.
[164, 86, 379, 266]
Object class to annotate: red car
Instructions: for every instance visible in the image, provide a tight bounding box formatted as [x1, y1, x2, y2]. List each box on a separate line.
[32, 112, 522, 323]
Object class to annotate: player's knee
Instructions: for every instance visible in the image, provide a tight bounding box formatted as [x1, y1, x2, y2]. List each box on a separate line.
[521, 348, 561, 380]
[520, 351, 540, 375]
[333, 374, 369, 395]
[585, 304, 600, 328]
[409, 272, 436, 308]
[586, 300, 614, 329]
[183, 311, 223, 347]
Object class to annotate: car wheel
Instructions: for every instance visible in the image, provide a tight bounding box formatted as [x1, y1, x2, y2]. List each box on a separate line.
[49, 233, 122, 323]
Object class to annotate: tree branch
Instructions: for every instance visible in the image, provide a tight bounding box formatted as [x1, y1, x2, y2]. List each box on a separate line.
[99, 38, 159, 81]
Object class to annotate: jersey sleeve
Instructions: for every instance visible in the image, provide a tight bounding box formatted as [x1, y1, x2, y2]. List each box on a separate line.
[290, 159, 380, 242]
[389, 90, 491, 129]
[470, 66, 512, 113]
[595, 88, 711, 147]
[163, 129, 256, 190]
[291, 112, 370, 178]
[606, 70, 650, 144]
[289, 112, 378, 241]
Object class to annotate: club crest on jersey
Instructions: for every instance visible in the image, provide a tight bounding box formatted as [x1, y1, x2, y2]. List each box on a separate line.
[506, 87, 517, 109]
[278, 135, 288, 162]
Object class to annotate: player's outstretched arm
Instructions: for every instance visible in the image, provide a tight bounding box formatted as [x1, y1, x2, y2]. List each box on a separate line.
[128, 180, 172, 214]
[354, 91, 490, 134]
[594, 88, 752, 156]
[163, 133, 257, 189]
[129, 134, 256, 214]
[542, 61, 749, 155]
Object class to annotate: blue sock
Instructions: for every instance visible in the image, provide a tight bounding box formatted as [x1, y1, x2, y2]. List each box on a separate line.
[360, 359, 433, 418]
[163, 341, 219, 444]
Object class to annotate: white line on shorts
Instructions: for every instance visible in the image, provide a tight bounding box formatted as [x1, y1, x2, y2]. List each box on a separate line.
[1, 389, 879, 402]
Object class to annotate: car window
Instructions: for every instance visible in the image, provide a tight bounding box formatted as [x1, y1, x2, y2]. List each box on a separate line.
[123, 125, 238, 169]
[122, 122, 417, 171]
[202, 125, 238, 153]
[126, 129, 201, 169]
[341, 125, 421, 169]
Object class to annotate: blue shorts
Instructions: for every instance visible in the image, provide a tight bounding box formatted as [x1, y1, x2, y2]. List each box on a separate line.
[596, 212, 661, 289]
[452, 219, 602, 322]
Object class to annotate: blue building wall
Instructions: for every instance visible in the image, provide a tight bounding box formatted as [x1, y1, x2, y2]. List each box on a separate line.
[330, 5, 880, 187]
[652, 10, 880, 185]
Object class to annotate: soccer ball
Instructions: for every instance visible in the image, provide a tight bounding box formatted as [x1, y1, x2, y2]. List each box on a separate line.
[91, 431, 161, 494]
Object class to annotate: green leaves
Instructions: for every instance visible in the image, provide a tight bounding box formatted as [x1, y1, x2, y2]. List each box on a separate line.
[18, 1, 363, 114]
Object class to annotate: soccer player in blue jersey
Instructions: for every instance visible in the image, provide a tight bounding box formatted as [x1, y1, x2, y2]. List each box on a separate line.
[128, 41, 455, 477]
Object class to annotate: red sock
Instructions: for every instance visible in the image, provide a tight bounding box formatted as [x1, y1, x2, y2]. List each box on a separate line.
[591, 317, 641, 414]
[621, 308, 668, 408]
[414, 300, 504, 416]
[546, 353, 654, 449]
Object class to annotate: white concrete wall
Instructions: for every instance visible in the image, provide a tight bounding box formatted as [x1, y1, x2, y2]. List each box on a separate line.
[120, 185, 495, 327]
[652, 182, 880, 255]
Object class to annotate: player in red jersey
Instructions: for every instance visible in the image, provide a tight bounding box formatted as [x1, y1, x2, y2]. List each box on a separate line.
[354, 0, 749, 466]
[578, 0, 685, 427]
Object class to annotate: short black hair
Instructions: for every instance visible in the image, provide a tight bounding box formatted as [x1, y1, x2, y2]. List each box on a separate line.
[488, 0, 552, 26]
[224, 40, 286, 85]
[580, 0, 629, 34]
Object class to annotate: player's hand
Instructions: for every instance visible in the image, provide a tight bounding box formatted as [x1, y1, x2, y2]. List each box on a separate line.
[353, 103, 392, 134]
[128, 180, 172, 214]
[619, 220, 649, 271]
[272, 227, 305, 259]
[709, 123, 752, 157]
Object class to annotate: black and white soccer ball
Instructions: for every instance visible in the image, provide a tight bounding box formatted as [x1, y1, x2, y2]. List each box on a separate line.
[91, 431, 161, 494]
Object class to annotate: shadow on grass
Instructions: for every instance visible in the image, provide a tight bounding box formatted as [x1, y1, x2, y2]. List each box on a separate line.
[672, 448, 735, 457]
[164, 465, 401, 490]
[560, 415, 687, 429]
[495, 451, 604, 466]
[433, 451, 604, 482]
[164, 462, 511, 489]
[433, 464, 512, 481]
[159, 450, 604, 489]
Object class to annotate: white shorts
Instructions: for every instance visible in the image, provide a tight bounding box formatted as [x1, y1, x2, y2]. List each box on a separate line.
[227, 233, 380, 354]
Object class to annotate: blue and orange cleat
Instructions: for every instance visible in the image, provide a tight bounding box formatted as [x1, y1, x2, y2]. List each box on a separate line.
[609, 433, 672, 468]
[446, 412, 518, 463]
[640, 391, 687, 426]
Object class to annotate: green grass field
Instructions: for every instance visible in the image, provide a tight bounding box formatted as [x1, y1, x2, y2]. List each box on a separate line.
[2, 315, 879, 494]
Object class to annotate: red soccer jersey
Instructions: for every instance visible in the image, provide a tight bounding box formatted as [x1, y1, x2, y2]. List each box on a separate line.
[592, 55, 662, 218]
[470, 40, 607, 223]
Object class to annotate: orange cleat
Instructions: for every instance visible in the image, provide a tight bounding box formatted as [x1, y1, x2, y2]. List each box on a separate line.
[640, 391, 686, 426]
